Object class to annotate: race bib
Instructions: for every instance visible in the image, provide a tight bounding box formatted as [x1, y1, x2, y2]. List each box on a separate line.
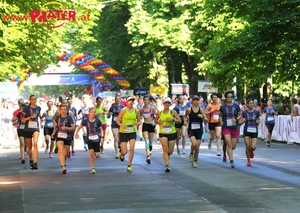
[89, 133, 99, 140]
[19, 124, 25, 130]
[213, 113, 219, 120]
[179, 110, 185, 116]
[162, 125, 172, 133]
[46, 122, 54, 128]
[113, 117, 117, 121]
[143, 112, 151, 118]
[125, 125, 134, 132]
[247, 126, 257, 133]
[28, 121, 37, 128]
[191, 122, 201, 130]
[267, 116, 274, 121]
[58, 131, 67, 139]
[226, 118, 235, 127]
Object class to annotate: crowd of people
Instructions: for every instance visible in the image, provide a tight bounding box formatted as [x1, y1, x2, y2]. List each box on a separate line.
[2, 90, 297, 174]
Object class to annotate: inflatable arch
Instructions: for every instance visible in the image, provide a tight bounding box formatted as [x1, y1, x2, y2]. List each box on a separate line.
[55, 52, 130, 91]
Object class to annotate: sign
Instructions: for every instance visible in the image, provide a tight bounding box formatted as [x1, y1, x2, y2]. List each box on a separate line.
[0, 82, 18, 98]
[197, 81, 218, 92]
[134, 88, 148, 96]
[171, 84, 189, 95]
[150, 86, 166, 96]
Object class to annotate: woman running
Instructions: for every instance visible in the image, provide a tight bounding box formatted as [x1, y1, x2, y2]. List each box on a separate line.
[75, 108, 104, 174]
[108, 95, 125, 159]
[154, 97, 181, 172]
[185, 95, 208, 168]
[263, 99, 278, 147]
[41, 101, 55, 158]
[116, 96, 140, 173]
[21, 95, 42, 170]
[219, 90, 242, 168]
[95, 97, 108, 154]
[139, 95, 157, 164]
[240, 99, 260, 166]
[51, 105, 75, 174]
[206, 93, 222, 156]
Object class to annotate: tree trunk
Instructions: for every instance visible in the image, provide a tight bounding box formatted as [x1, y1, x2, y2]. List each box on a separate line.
[181, 51, 196, 95]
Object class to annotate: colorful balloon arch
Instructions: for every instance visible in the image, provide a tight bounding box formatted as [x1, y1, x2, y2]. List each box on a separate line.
[55, 52, 130, 91]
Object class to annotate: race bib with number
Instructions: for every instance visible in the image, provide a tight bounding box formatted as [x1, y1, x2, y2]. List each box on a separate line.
[143, 112, 151, 118]
[226, 118, 235, 127]
[46, 122, 54, 128]
[267, 116, 274, 121]
[125, 125, 134, 132]
[28, 121, 37, 128]
[89, 134, 99, 140]
[191, 122, 201, 130]
[247, 126, 257, 133]
[113, 117, 117, 121]
[19, 124, 25, 129]
[213, 113, 219, 120]
[179, 110, 185, 116]
[58, 131, 67, 139]
[162, 125, 172, 133]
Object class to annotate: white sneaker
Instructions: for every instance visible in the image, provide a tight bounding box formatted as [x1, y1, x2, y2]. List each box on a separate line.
[217, 149, 221, 156]
[182, 150, 186, 154]
[192, 161, 197, 168]
[189, 153, 194, 162]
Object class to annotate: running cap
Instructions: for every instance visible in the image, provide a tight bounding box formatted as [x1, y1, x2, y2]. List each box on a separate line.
[192, 95, 200, 100]
[151, 93, 159, 99]
[126, 96, 135, 101]
[163, 97, 172, 104]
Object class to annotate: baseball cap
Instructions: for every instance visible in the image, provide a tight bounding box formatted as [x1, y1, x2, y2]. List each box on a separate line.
[126, 96, 135, 101]
[163, 97, 172, 104]
[151, 93, 159, 99]
[192, 95, 200, 100]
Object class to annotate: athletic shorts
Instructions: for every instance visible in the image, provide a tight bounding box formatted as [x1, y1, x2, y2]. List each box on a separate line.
[142, 123, 155, 133]
[265, 123, 275, 133]
[188, 129, 203, 140]
[101, 124, 107, 131]
[209, 122, 221, 130]
[243, 132, 258, 138]
[24, 131, 39, 139]
[44, 127, 54, 136]
[119, 132, 136, 142]
[222, 128, 239, 139]
[159, 133, 177, 141]
[175, 117, 184, 129]
[56, 139, 72, 146]
[88, 141, 100, 152]
[17, 129, 25, 138]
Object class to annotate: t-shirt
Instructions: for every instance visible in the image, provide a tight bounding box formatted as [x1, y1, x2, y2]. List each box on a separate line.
[242, 110, 259, 134]
[81, 118, 102, 142]
[55, 115, 74, 140]
[109, 104, 125, 128]
[206, 103, 221, 123]
[264, 106, 277, 124]
[22, 106, 42, 132]
[220, 103, 241, 129]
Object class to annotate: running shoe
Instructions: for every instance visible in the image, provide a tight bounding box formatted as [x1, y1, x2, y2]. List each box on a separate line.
[250, 151, 254, 159]
[30, 161, 33, 170]
[189, 153, 194, 162]
[247, 160, 251, 166]
[192, 161, 197, 168]
[230, 161, 235, 168]
[72, 151, 76, 156]
[64, 159, 68, 166]
[177, 148, 181, 155]
[33, 162, 38, 170]
[21, 158, 25, 164]
[217, 149, 221, 156]
[127, 166, 132, 173]
[68, 151, 71, 159]
[182, 150, 186, 154]
[115, 154, 120, 159]
[120, 154, 125, 162]
[62, 167, 67, 174]
[149, 151, 152, 155]
[45, 146, 49, 154]
[208, 142, 212, 150]
[84, 144, 88, 151]
[49, 152, 53, 158]
[146, 156, 151, 164]
[223, 155, 227, 162]
[165, 165, 171, 172]
[266, 141, 270, 147]
[91, 168, 96, 174]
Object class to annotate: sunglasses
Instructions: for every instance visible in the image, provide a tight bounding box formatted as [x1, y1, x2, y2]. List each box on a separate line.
[227, 96, 233, 98]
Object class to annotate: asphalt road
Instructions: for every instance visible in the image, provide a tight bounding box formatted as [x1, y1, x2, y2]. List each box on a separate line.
[1, 134, 300, 213]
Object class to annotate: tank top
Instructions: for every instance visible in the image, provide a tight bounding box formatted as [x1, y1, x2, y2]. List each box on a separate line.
[95, 105, 106, 124]
[188, 107, 203, 131]
[159, 110, 176, 134]
[119, 108, 137, 133]
[44, 110, 54, 128]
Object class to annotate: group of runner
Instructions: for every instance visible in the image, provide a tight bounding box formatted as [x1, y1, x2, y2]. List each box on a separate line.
[10, 90, 278, 174]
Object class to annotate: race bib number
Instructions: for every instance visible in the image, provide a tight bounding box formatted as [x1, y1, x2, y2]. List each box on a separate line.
[113, 117, 117, 121]
[267, 116, 274, 121]
[46, 122, 54, 128]
[162, 125, 172, 133]
[226, 118, 235, 127]
[58, 131, 67, 139]
[247, 126, 257, 133]
[143, 112, 151, 118]
[28, 121, 37, 128]
[125, 125, 134, 132]
[89, 134, 99, 140]
[19, 124, 25, 129]
[191, 122, 201, 130]
[213, 113, 219, 120]
[179, 110, 185, 116]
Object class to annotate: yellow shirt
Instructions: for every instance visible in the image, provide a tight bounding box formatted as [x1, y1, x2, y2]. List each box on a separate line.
[159, 110, 176, 134]
[119, 108, 137, 133]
